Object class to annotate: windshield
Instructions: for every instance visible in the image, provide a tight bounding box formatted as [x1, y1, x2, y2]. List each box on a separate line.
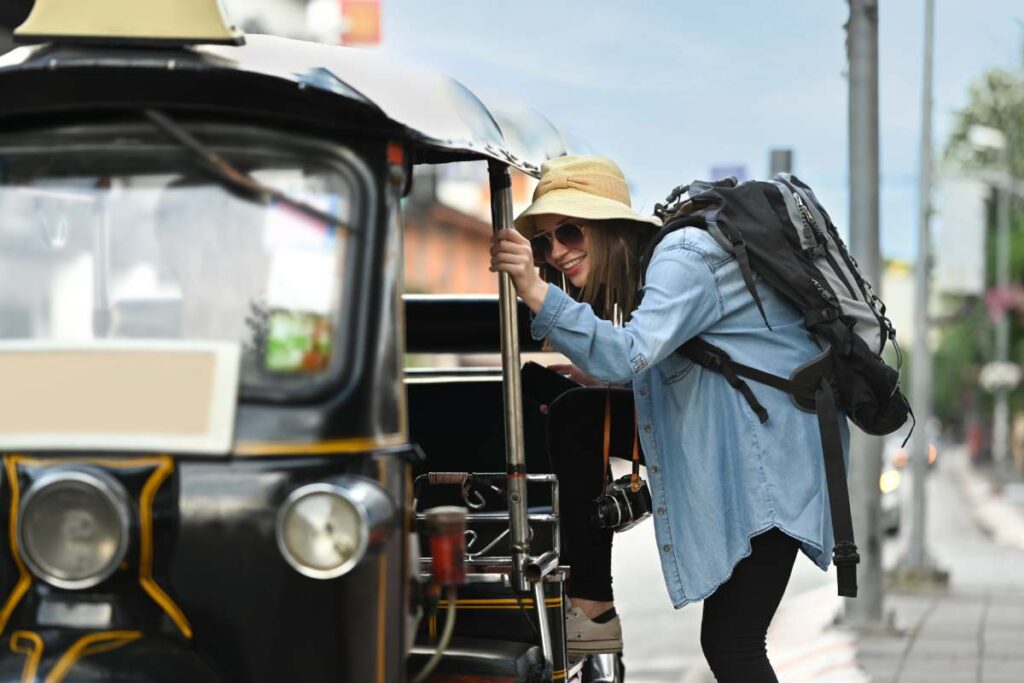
[0, 124, 367, 396]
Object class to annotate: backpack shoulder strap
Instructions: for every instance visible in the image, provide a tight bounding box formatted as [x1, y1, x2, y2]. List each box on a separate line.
[679, 338, 819, 417]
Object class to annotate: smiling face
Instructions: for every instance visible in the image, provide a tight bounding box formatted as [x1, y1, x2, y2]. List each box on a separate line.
[533, 214, 591, 288]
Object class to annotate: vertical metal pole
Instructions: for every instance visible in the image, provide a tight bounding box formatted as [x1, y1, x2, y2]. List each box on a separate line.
[532, 580, 554, 663]
[488, 160, 531, 593]
[906, 0, 936, 570]
[92, 189, 113, 338]
[993, 159, 1012, 468]
[769, 148, 794, 176]
[844, 0, 884, 623]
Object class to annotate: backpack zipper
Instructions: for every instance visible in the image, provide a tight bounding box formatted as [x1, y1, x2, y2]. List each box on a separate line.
[793, 192, 857, 300]
[822, 217, 894, 353]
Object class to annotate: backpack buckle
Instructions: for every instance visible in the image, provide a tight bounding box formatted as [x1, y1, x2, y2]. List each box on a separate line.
[832, 541, 860, 567]
[698, 352, 722, 370]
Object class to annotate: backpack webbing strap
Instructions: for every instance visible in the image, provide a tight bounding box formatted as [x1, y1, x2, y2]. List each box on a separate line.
[729, 239, 773, 331]
[680, 340, 769, 423]
[718, 359, 817, 402]
[717, 361, 769, 424]
[814, 378, 859, 598]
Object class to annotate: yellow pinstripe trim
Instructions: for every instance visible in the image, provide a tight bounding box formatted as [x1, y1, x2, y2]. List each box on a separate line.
[552, 668, 567, 680]
[12, 457, 171, 469]
[138, 458, 192, 638]
[436, 598, 562, 604]
[10, 630, 43, 683]
[428, 614, 436, 638]
[0, 458, 31, 636]
[44, 630, 141, 683]
[436, 598, 562, 609]
[233, 434, 407, 456]
[1, 455, 192, 639]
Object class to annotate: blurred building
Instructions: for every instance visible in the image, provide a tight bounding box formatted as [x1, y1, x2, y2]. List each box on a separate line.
[882, 260, 914, 347]
[404, 165, 535, 295]
[218, 0, 380, 45]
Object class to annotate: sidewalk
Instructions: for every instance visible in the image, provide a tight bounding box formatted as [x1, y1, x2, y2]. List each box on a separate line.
[856, 590, 1024, 683]
[954, 454, 1024, 552]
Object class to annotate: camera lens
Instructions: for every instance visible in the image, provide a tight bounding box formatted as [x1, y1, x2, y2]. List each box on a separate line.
[592, 496, 622, 530]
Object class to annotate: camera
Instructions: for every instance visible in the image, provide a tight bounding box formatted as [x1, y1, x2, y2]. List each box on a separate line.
[592, 475, 652, 533]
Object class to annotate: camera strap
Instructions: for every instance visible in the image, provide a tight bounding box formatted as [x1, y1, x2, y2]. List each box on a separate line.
[602, 389, 643, 493]
[602, 389, 612, 481]
[630, 425, 641, 493]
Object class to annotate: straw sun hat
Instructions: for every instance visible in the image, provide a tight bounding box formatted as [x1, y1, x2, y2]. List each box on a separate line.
[513, 155, 661, 238]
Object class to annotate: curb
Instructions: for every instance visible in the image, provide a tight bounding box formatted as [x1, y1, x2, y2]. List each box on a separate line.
[767, 584, 867, 682]
[952, 449, 1024, 551]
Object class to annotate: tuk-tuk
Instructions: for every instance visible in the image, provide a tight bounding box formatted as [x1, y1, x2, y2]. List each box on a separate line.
[0, 1, 612, 681]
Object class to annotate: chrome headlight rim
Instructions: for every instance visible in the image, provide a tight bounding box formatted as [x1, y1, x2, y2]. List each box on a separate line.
[17, 468, 132, 591]
[275, 481, 372, 580]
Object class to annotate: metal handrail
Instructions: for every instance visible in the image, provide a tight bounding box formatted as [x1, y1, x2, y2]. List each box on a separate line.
[487, 160, 530, 594]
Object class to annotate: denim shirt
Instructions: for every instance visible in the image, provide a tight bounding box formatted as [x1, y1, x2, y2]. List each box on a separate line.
[531, 228, 850, 608]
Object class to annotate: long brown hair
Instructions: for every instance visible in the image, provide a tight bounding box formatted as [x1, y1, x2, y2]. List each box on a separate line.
[540, 218, 652, 322]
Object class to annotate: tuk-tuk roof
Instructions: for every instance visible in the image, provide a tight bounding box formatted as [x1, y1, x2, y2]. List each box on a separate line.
[0, 34, 566, 175]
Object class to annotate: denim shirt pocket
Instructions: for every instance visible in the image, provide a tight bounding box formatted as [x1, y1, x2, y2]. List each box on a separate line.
[659, 351, 695, 385]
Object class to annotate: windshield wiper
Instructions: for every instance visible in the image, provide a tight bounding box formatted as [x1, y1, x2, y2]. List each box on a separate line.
[143, 109, 356, 233]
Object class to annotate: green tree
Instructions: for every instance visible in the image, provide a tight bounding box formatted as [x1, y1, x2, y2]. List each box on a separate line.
[936, 64, 1024, 435]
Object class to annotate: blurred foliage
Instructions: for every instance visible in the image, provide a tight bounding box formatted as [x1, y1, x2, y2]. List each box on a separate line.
[945, 68, 1024, 178]
[930, 299, 991, 431]
[933, 62, 1024, 434]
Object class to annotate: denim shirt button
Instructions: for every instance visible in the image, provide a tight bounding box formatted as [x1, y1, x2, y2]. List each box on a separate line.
[644, 424, 652, 433]
[656, 507, 666, 515]
[650, 465, 658, 473]
[662, 544, 672, 552]
[639, 387, 648, 397]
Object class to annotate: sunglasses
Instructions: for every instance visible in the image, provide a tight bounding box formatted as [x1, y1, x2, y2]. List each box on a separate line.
[530, 223, 586, 264]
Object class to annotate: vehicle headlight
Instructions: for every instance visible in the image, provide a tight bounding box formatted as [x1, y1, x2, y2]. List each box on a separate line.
[276, 477, 395, 580]
[18, 470, 131, 590]
[880, 469, 902, 494]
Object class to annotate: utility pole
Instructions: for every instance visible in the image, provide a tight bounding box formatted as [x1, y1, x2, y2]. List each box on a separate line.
[769, 148, 794, 176]
[993, 150, 1012, 469]
[968, 127, 1019, 468]
[904, 0, 938, 572]
[844, 0, 884, 625]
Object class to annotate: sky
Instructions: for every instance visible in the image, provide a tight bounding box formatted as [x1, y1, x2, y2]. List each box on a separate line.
[378, 0, 1024, 264]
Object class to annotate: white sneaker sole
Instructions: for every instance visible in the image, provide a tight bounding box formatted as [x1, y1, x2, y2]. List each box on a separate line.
[566, 638, 623, 655]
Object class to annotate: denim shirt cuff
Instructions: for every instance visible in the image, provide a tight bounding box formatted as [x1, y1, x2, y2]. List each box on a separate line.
[530, 285, 569, 340]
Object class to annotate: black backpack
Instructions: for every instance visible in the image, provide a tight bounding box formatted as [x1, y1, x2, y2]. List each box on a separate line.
[642, 174, 912, 598]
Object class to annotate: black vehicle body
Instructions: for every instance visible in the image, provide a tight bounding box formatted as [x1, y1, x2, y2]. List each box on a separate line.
[0, 18, 591, 683]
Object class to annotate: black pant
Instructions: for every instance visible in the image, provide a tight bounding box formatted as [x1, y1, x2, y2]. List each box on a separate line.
[701, 528, 799, 682]
[548, 411, 641, 602]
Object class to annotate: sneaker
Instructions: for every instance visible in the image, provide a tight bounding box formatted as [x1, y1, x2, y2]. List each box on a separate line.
[565, 606, 623, 655]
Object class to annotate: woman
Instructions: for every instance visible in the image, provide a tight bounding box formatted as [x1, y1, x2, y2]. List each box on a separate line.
[490, 155, 848, 682]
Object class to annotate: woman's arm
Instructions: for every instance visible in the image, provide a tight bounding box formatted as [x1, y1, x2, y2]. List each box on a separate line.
[491, 229, 724, 383]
